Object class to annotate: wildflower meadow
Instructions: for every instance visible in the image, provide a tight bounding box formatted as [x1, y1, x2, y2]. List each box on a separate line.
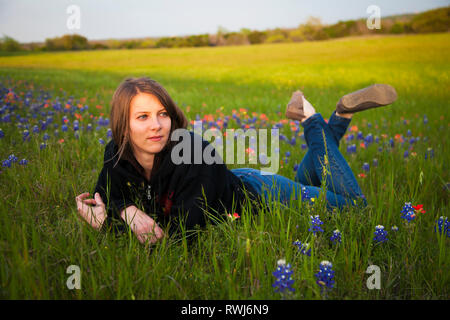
[0, 32, 448, 299]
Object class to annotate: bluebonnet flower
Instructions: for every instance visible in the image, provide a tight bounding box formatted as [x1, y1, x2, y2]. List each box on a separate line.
[409, 137, 416, 145]
[357, 131, 364, 140]
[309, 215, 324, 235]
[301, 186, 315, 204]
[346, 134, 354, 142]
[373, 225, 388, 243]
[362, 162, 370, 172]
[290, 137, 296, 146]
[107, 128, 112, 139]
[43, 133, 50, 141]
[401, 202, 416, 222]
[373, 158, 378, 167]
[403, 150, 409, 159]
[0, 128, 3, 138]
[293, 240, 311, 256]
[434, 216, 449, 238]
[2, 159, 11, 168]
[406, 129, 412, 137]
[99, 138, 105, 145]
[425, 148, 434, 159]
[22, 129, 30, 141]
[388, 138, 394, 148]
[285, 151, 291, 157]
[301, 143, 307, 150]
[315, 261, 335, 291]
[40, 143, 46, 150]
[272, 259, 295, 293]
[8, 154, 18, 163]
[19, 159, 28, 165]
[32, 125, 39, 134]
[364, 134, 373, 145]
[61, 124, 68, 132]
[330, 230, 342, 244]
[391, 225, 399, 232]
[293, 164, 299, 172]
[423, 115, 428, 125]
[375, 136, 379, 143]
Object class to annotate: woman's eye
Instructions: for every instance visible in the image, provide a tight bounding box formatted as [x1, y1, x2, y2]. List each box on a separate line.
[138, 115, 147, 120]
[160, 112, 169, 117]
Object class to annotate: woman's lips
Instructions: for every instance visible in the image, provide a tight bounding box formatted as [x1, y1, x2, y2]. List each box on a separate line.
[148, 136, 162, 141]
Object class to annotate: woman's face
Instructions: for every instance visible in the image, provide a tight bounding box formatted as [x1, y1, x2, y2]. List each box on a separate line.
[128, 92, 172, 160]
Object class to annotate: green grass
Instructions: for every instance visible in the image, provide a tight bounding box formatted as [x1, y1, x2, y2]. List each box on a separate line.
[0, 33, 449, 299]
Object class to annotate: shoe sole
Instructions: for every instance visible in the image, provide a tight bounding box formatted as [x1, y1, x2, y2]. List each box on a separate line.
[286, 90, 305, 121]
[337, 84, 397, 113]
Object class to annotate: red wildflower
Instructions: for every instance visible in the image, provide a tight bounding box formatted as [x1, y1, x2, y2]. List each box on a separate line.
[412, 204, 425, 213]
[228, 212, 240, 220]
[358, 173, 366, 178]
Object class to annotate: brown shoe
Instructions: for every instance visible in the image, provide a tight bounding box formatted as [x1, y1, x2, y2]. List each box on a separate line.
[286, 90, 305, 121]
[336, 84, 397, 114]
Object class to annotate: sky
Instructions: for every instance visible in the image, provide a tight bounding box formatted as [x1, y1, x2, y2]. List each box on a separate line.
[0, 0, 448, 43]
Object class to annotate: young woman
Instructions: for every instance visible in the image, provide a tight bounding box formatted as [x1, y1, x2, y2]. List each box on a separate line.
[76, 78, 397, 245]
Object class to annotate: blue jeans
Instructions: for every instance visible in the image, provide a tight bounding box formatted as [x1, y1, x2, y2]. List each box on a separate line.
[231, 111, 367, 210]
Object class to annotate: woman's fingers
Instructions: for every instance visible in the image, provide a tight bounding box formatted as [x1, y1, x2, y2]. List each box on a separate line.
[94, 192, 105, 207]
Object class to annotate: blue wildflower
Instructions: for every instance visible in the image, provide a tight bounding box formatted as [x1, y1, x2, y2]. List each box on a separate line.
[0, 128, 3, 138]
[362, 162, 370, 172]
[315, 260, 335, 291]
[309, 215, 324, 235]
[285, 151, 291, 157]
[99, 138, 105, 145]
[425, 148, 434, 159]
[403, 150, 409, 159]
[293, 164, 299, 172]
[2, 159, 11, 168]
[301, 143, 307, 150]
[61, 124, 68, 132]
[19, 159, 28, 165]
[330, 230, 342, 244]
[373, 225, 388, 243]
[406, 129, 412, 137]
[357, 131, 364, 140]
[401, 202, 416, 222]
[8, 154, 18, 163]
[293, 240, 311, 256]
[22, 129, 30, 141]
[435, 216, 449, 238]
[373, 158, 378, 167]
[272, 260, 295, 293]
[40, 143, 46, 150]
[43, 133, 50, 141]
[391, 225, 399, 232]
[389, 138, 394, 148]
[32, 125, 39, 134]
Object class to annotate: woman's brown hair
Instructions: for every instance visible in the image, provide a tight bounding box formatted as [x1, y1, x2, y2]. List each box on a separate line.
[109, 77, 188, 177]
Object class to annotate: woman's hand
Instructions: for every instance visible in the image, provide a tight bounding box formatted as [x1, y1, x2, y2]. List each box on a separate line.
[75, 192, 107, 230]
[120, 206, 165, 245]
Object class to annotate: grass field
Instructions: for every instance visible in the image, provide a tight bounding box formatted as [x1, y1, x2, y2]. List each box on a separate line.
[0, 32, 449, 299]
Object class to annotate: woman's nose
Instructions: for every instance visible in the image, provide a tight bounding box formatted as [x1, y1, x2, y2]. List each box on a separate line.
[149, 116, 161, 130]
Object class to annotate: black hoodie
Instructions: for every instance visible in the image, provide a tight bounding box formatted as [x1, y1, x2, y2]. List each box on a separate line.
[94, 131, 263, 236]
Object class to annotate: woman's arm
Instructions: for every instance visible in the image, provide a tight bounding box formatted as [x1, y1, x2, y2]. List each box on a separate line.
[120, 205, 165, 244]
[76, 193, 164, 245]
[75, 192, 107, 230]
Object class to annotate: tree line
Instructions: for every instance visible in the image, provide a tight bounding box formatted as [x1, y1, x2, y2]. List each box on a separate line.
[1, 6, 448, 52]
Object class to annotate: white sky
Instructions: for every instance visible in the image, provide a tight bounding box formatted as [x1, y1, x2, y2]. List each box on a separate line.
[0, 0, 448, 42]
